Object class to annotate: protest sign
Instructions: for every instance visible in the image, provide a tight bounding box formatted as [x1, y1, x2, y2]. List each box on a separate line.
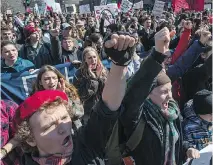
[183, 144, 213, 165]
[6, 10, 12, 15]
[121, 0, 133, 13]
[133, 1, 143, 9]
[204, 4, 212, 10]
[53, 3, 62, 13]
[34, 3, 40, 16]
[152, 0, 165, 16]
[79, 4, 91, 14]
[1, 63, 77, 104]
[39, 3, 47, 15]
[100, 0, 107, 5]
[94, 4, 118, 21]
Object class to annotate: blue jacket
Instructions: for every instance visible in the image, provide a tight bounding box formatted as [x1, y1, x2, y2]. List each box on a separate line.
[1, 57, 35, 73]
[182, 99, 212, 150]
[167, 40, 205, 82]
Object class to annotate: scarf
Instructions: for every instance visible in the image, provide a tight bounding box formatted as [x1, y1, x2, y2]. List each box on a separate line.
[143, 99, 180, 165]
[32, 152, 72, 165]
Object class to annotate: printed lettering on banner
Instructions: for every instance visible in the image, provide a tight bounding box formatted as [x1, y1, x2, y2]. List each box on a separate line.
[94, 4, 118, 22]
[79, 4, 91, 14]
[152, 0, 165, 16]
[121, 0, 132, 13]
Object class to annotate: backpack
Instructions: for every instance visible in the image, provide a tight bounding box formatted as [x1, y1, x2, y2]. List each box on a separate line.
[105, 117, 146, 165]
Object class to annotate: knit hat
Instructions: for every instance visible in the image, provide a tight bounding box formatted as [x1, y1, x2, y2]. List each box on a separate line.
[150, 71, 171, 92]
[23, 25, 38, 38]
[193, 89, 212, 115]
[15, 90, 68, 124]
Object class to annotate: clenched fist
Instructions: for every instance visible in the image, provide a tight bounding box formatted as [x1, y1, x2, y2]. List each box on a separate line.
[104, 32, 135, 66]
[155, 27, 170, 55]
[50, 29, 60, 37]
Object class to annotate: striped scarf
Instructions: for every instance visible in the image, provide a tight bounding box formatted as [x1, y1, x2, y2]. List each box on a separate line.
[143, 99, 180, 165]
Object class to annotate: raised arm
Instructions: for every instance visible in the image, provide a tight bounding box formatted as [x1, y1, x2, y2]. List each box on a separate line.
[167, 29, 212, 82]
[76, 33, 136, 158]
[171, 20, 192, 64]
[121, 27, 170, 138]
[50, 29, 62, 64]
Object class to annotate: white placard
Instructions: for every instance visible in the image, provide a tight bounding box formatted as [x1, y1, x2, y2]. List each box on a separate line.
[204, 4, 212, 9]
[53, 3, 62, 14]
[133, 1, 143, 9]
[94, 4, 118, 21]
[121, 0, 133, 13]
[152, 0, 165, 16]
[79, 4, 91, 14]
[34, 3, 40, 16]
[183, 144, 213, 165]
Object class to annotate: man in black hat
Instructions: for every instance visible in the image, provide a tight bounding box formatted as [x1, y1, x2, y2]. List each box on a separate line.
[182, 89, 212, 151]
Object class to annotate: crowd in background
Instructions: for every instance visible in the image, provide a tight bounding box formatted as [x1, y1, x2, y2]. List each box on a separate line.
[0, 6, 212, 165]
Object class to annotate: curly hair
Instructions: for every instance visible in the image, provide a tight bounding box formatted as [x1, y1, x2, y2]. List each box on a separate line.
[15, 98, 74, 153]
[31, 65, 78, 100]
[79, 47, 108, 80]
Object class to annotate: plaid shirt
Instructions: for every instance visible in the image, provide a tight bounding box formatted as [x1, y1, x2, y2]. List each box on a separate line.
[1, 100, 18, 147]
[182, 99, 212, 150]
[1, 100, 21, 165]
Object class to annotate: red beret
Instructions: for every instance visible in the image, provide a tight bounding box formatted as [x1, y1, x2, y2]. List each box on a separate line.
[17, 90, 68, 122]
[23, 25, 38, 38]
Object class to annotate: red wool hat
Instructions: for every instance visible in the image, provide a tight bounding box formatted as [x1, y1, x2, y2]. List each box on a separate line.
[17, 90, 68, 123]
[23, 25, 38, 38]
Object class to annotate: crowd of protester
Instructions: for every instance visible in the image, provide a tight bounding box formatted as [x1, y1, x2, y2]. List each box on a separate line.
[0, 6, 212, 165]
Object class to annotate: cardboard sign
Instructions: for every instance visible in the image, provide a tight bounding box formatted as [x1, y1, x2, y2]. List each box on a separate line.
[100, 0, 107, 5]
[94, 4, 118, 21]
[133, 1, 143, 9]
[121, 0, 132, 13]
[79, 4, 91, 14]
[152, 0, 165, 16]
[34, 4, 40, 16]
[6, 10, 12, 15]
[53, 3, 62, 14]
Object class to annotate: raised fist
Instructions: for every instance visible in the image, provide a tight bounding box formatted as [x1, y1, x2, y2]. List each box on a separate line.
[104, 32, 135, 66]
[50, 29, 60, 37]
[184, 20, 192, 30]
[155, 27, 170, 55]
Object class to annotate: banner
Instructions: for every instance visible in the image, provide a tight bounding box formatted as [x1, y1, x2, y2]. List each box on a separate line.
[133, 1, 143, 9]
[94, 4, 118, 21]
[79, 4, 91, 14]
[120, 0, 133, 13]
[172, 0, 189, 13]
[1, 63, 77, 104]
[152, 0, 165, 16]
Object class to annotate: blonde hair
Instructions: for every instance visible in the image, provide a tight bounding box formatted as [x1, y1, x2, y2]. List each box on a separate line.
[80, 47, 107, 80]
